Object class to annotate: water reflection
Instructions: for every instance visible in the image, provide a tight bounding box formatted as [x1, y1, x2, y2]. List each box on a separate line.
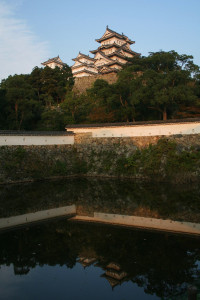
[0, 220, 199, 299]
[0, 178, 200, 222]
[0, 178, 200, 299]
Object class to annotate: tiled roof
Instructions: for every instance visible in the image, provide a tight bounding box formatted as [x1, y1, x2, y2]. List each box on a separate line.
[119, 44, 140, 55]
[91, 43, 139, 58]
[72, 52, 95, 62]
[94, 51, 113, 62]
[107, 52, 129, 61]
[90, 43, 119, 54]
[72, 60, 95, 70]
[73, 69, 98, 76]
[0, 130, 74, 136]
[41, 56, 65, 66]
[96, 27, 135, 44]
[102, 60, 124, 67]
[99, 68, 118, 74]
[66, 118, 200, 129]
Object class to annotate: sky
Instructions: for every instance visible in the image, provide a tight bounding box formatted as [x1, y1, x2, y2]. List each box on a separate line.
[0, 0, 200, 81]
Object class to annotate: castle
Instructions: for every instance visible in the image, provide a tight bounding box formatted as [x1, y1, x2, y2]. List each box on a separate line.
[41, 27, 139, 77]
[41, 56, 66, 69]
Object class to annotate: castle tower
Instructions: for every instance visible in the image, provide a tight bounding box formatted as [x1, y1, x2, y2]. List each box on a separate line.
[41, 56, 65, 69]
[71, 27, 139, 78]
[71, 52, 98, 77]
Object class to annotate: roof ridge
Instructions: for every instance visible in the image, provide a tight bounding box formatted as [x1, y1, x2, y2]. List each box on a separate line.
[106, 27, 125, 38]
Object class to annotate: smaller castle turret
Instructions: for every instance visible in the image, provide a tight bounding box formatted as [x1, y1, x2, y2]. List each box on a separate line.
[41, 55, 65, 69]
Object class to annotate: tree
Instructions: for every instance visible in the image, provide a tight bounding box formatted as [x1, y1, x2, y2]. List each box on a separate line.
[0, 63, 74, 130]
[29, 65, 74, 107]
[87, 79, 132, 122]
[32, 66, 73, 107]
[0, 74, 42, 130]
[119, 51, 199, 120]
[61, 91, 91, 124]
[0, 89, 7, 129]
[38, 108, 71, 131]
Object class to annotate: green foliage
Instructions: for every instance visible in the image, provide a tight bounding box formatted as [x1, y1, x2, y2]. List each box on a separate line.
[37, 109, 69, 131]
[119, 51, 199, 120]
[0, 89, 7, 129]
[0, 65, 74, 130]
[52, 160, 68, 175]
[117, 139, 200, 181]
[0, 50, 199, 129]
[82, 51, 199, 123]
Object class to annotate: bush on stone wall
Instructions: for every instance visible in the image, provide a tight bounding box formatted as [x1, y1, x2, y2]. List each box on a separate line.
[117, 139, 200, 182]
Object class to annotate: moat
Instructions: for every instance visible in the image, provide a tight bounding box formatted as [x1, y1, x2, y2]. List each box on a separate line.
[0, 178, 200, 299]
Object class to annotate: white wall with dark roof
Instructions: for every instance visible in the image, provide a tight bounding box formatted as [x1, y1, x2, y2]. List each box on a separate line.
[0, 135, 74, 146]
[66, 121, 200, 138]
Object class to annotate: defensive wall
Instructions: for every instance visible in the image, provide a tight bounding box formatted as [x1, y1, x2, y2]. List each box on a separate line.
[1, 119, 200, 184]
[66, 118, 200, 138]
[73, 72, 118, 93]
[0, 131, 74, 146]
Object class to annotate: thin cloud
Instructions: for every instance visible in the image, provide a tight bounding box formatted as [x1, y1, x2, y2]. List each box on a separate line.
[0, 1, 49, 81]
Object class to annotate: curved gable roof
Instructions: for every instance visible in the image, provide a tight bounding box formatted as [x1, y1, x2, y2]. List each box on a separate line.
[95, 26, 135, 44]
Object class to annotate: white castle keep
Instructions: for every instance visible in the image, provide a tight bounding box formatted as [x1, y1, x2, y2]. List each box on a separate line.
[41, 27, 139, 77]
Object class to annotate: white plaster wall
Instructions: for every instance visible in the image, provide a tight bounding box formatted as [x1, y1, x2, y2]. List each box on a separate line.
[67, 122, 200, 138]
[124, 43, 131, 50]
[47, 62, 62, 69]
[94, 53, 109, 62]
[125, 52, 134, 58]
[74, 72, 92, 77]
[73, 61, 82, 67]
[80, 58, 86, 63]
[73, 65, 97, 74]
[102, 47, 117, 55]
[72, 66, 86, 73]
[80, 57, 93, 64]
[95, 60, 105, 66]
[110, 64, 122, 69]
[102, 37, 123, 46]
[0, 135, 74, 146]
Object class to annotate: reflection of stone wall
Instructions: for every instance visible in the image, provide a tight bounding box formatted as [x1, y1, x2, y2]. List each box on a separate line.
[73, 72, 118, 94]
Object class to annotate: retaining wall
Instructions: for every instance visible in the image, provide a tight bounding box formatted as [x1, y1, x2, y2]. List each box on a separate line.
[73, 72, 118, 93]
[1, 120, 200, 183]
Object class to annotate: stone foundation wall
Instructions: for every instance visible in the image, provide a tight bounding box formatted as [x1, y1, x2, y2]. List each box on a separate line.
[73, 72, 118, 93]
[1, 133, 200, 183]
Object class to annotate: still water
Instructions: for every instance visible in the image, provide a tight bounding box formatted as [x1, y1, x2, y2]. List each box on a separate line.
[0, 178, 200, 300]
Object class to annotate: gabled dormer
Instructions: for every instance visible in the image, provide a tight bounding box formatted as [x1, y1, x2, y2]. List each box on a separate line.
[95, 26, 135, 47]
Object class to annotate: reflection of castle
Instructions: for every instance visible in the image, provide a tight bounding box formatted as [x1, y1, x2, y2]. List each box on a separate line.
[77, 257, 128, 289]
[101, 262, 128, 289]
[78, 257, 96, 268]
[14, 265, 30, 275]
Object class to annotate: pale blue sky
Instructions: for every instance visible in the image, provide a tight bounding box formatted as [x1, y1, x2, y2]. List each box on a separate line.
[0, 0, 200, 80]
